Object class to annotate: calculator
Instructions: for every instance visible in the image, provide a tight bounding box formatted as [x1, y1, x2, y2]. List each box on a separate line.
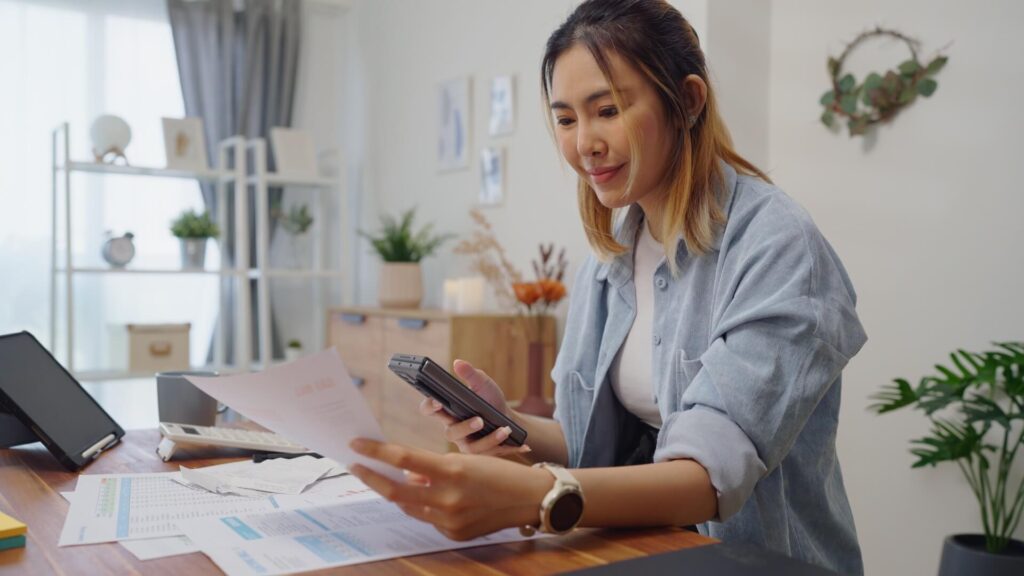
[156, 422, 308, 461]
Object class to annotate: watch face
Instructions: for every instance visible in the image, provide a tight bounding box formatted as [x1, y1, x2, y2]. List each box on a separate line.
[549, 491, 584, 532]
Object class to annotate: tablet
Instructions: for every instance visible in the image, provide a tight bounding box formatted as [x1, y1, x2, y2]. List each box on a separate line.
[0, 331, 124, 470]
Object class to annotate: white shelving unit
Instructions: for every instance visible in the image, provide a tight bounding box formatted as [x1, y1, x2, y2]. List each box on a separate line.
[50, 122, 349, 380]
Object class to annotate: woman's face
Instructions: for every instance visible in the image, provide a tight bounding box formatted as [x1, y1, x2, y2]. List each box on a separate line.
[550, 44, 675, 210]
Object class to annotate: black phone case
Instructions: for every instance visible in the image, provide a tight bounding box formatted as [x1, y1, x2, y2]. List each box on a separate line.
[388, 354, 527, 447]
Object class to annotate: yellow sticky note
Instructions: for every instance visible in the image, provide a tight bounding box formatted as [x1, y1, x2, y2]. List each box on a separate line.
[0, 512, 26, 539]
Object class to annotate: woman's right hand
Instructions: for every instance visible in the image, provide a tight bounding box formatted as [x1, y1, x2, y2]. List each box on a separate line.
[418, 359, 531, 457]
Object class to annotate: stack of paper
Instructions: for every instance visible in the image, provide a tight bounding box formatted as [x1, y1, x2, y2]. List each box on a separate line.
[0, 511, 27, 550]
[179, 456, 343, 497]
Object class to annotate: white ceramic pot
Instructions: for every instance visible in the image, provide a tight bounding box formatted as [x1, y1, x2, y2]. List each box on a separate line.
[378, 262, 422, 308]
[180, 238, 208, 269]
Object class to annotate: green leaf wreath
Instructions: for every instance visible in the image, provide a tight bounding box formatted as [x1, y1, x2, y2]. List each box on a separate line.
[820, 27, 948, 137]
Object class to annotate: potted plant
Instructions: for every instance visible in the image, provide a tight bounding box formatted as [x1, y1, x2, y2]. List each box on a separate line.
[284, 339, 303, 362]
[170, 209, 219, 269]
[871, 342, 1024, 575]
[359, 208, 452, 308]
[273, 202, 314, 268]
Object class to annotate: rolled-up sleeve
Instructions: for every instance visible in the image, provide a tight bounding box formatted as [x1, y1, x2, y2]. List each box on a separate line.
[653, 198, 867, 521]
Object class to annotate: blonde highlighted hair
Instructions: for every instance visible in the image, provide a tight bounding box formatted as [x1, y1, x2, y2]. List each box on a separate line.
[541, 0, 769, 270]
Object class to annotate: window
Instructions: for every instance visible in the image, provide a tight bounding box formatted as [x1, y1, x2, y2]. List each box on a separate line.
[0, 0, 218, 372]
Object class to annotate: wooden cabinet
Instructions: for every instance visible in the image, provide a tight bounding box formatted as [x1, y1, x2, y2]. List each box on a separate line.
[327, 307, 556, 453]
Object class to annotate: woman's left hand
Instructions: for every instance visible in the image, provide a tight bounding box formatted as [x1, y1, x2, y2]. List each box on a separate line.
[349, 438, 552, 541]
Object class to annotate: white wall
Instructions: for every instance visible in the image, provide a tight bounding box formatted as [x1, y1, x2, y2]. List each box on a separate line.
[768, 1, 1024, 574]
[349, 0, 707, 310]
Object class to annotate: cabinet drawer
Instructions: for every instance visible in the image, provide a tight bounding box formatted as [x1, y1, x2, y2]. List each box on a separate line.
[378, 372, 428, 425]
[348, 373, 382, 419]
[329, 312, 384, 376]
[381, 409, 449, 454]
[383, 317, 451, 368]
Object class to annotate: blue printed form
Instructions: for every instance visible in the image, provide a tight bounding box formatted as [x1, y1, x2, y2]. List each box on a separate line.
[176, 499, 543, 576]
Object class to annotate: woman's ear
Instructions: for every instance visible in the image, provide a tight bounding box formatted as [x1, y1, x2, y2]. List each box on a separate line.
[681, 74, 708, 126]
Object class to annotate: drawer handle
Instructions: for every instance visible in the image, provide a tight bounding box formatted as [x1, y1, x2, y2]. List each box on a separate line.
[397, 318, 427, 330]
[149, 341, 172, 357]
[340, 313, 366, 325]
[352, 377, 365, 388]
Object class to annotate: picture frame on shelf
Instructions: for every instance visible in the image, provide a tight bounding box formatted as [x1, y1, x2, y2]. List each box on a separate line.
[161, 117, 209, 171]
[438, 76, 471, 172]
[269, 127, 318, 178]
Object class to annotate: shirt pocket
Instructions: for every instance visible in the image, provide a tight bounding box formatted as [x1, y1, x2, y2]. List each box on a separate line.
[566, 370, 596, 445]
[667, 350, 704, 413]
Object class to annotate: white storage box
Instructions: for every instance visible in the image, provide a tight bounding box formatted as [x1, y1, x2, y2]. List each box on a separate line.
[125, 323, 191, 373]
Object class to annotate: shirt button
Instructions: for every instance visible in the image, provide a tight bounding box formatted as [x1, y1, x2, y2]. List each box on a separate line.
[655, 276, 668, 290]
[653, 335, 662, 346]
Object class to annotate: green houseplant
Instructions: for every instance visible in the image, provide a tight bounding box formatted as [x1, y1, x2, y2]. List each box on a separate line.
[170, 209, 219, 269]
[359, 208, 452, 308]
[871, 342, 1024, 574]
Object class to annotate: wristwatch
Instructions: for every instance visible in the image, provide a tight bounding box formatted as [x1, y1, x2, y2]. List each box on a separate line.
[520, 463, 585, 536]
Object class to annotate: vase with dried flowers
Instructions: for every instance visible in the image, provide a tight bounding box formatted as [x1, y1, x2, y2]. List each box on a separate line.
[454, 209, 569, 416]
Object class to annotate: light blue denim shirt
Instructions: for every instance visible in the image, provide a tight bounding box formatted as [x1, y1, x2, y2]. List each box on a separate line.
[552, 163, 867, 575]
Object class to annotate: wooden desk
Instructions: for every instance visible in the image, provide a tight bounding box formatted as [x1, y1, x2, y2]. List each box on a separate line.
[0, 430, 715, 575]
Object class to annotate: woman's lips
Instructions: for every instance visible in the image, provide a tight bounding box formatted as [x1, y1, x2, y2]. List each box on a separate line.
[588, 164, 624, 184]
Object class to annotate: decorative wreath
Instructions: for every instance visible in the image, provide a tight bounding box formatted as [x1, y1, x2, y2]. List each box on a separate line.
[820, 27, 948, 137]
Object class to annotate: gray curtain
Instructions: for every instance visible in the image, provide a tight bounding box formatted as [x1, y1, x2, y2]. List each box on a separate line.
[167, 0, 301, 364]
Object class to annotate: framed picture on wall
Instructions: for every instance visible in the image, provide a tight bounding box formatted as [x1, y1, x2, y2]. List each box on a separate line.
[479, 147, 504, 206]
[438, 77, 471, 172]
[489, 75, 515, 136]
[161, 117, 209, 171]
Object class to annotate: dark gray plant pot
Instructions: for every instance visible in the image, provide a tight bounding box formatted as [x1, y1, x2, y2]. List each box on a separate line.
[938, 534, 1024, 576]
[180, 238, 208, 269]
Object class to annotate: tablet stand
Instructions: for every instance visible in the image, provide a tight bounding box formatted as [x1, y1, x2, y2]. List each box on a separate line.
[0, 407, 38, 448]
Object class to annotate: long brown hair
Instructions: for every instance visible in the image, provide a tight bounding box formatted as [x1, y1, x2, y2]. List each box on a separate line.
[541, 0, 769, 268]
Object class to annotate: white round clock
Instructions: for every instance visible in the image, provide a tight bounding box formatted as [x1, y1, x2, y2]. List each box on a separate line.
[102, 231, 135, 268]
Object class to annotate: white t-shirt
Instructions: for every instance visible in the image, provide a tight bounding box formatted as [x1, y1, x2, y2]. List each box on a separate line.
[610, 219, 664, 429]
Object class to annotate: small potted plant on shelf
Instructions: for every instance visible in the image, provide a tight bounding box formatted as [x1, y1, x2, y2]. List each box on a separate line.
[284, 338, 303, 362]
[871, 342, 1024, 575]
[359, 208, 453, 309]
[170, 209, 219, 269]
[273, 201, 314, 268]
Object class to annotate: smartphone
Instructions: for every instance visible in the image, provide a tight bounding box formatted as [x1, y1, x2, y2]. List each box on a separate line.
[388, 354, 527, 447]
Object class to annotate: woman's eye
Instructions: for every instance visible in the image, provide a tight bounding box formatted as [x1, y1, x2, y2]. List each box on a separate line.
[598, 106, 619, 118]
[556, 116, 576, 127]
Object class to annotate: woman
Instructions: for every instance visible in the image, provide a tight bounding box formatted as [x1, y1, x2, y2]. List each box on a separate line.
[349, 1, 867, 573]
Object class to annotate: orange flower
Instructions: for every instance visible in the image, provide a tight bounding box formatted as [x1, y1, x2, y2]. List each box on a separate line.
[513, 282, 542, 306]
[538, 278, 567, 304]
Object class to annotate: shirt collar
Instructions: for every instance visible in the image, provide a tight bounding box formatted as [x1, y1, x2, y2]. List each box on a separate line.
[594, 161, 738, 285]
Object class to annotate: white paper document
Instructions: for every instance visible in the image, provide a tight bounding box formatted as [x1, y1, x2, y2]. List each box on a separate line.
[178, 498, 539, 576]
[119, 535, 200, 560]
[58, 472, 281, 546]
[180, 456, 338, 496]
[186, 349, 402, 481]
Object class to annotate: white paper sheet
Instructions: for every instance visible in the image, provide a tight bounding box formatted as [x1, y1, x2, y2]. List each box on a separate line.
[185, 349, 402, 481]
[119, 535, 200, 560]
[178, 498, 540, 576]
[60, 474, 377, 559]
[180, 456, 337, 496]
[58, 472, 280, 546]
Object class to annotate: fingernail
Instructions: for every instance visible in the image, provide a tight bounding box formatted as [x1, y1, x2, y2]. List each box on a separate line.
[497, 426, 511, 440]
[470, 418, 483, 431]
[520, 445, 532, 453]
[431, 399, 442, 410]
